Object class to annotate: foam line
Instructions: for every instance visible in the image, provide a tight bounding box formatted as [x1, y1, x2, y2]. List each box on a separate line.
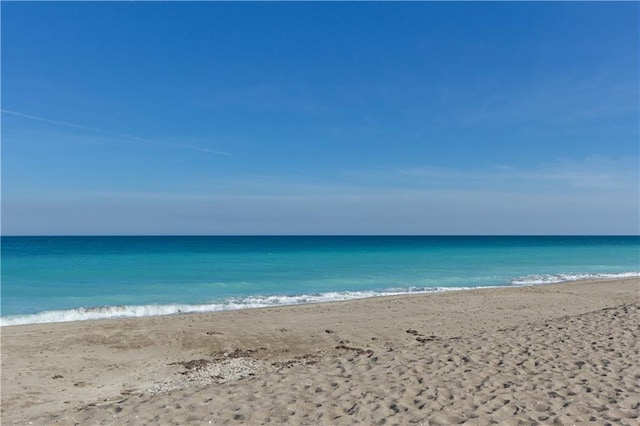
[2, 272, 637, 326]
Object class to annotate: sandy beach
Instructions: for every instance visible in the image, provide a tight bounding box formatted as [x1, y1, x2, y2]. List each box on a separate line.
[1, 277, 638, 425]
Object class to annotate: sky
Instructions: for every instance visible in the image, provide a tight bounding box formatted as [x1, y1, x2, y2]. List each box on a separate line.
[2, 2, 639, 235]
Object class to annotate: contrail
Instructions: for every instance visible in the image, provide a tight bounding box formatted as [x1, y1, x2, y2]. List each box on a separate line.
[1, 109, 231, 156]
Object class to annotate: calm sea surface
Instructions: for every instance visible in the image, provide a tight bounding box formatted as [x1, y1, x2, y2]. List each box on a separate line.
[2, 236, 638, 325]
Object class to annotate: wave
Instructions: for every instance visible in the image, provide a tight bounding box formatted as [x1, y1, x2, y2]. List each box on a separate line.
[0, 286, 469, 327]
[509, 271, 640, 286]
[2, 272, 637, 326]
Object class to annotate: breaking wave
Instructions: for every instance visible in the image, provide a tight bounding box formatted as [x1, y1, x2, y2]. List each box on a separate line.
[2, 272, 637, 326]
[509, 271, 639, 286]
[0, 286, 467, 326]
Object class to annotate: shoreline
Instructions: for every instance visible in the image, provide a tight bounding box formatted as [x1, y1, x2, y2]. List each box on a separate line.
[3, 272, 638, 327]
[2, 277, 639, 424]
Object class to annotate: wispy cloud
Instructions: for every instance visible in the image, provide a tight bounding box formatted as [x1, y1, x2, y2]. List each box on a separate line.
[452, 71, 638, 130]
[5, 181, 638, 236]
[514, 157, 638, 189]
[1, 109, 231, 156]
[4, 156, 637, 235]
[41, 156, 636, 201]
[340, 157, 639, 195]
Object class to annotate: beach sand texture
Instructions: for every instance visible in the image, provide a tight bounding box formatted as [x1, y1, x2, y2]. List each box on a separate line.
[2, 278, 639, 425]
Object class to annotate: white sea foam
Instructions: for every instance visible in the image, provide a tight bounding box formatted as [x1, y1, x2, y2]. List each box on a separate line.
[0, 286, 468, 327]
[2, 272, 637, 326]
[509, 271, 640, 286]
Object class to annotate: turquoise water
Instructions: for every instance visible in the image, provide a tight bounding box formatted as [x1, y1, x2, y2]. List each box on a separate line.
[2, 236, 638, 325]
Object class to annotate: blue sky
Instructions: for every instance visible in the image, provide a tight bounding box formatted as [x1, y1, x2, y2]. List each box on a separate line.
[2, 2, 638, 235]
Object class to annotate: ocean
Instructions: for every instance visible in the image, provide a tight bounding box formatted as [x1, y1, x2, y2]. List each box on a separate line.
[1, 236, 638, 326]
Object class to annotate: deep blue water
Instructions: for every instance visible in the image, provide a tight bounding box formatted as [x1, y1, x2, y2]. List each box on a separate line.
[2, 236, 638, 325]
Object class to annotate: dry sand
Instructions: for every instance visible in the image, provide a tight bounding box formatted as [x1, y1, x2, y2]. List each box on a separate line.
[1, 278, 639, 425]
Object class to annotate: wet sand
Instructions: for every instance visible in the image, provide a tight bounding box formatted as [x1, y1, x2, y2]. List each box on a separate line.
[1, 278, 639, 425]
